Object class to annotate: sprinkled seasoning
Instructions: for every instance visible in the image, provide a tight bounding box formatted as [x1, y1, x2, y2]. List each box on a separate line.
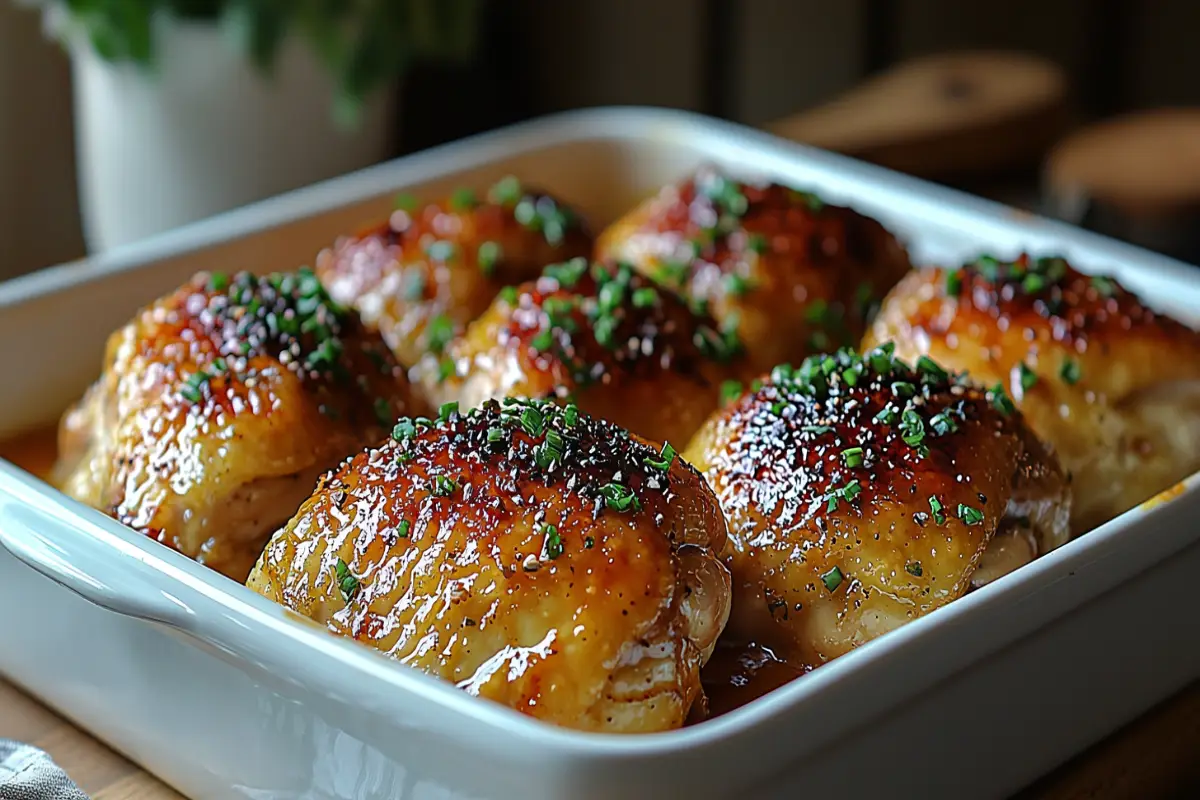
[515, 260, 743, 386]
[182, 266, 359, 403]
[397, 520, 412, 538]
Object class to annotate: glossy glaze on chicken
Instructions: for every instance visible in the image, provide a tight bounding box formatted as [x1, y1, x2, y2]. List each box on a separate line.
[316, 177, 592, 385]
[866, 254, 1200, 534]
[596, 166, 912, 374]
[683, 346, 1070, 672]
[248, 397, 731, 732]
[55, 269, 423, 581]
[422, 259, 748, 447]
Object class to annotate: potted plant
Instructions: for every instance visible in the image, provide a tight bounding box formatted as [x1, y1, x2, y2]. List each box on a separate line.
[20, 0, 482, 252]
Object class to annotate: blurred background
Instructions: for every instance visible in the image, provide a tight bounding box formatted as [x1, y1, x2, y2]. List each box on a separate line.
[4, 0, 1200, 279]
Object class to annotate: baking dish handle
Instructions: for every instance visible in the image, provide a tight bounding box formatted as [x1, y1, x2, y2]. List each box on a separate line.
[0, 500, 198, 629]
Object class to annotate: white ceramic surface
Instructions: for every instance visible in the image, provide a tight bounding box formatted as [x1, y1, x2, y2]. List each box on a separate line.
[71, 18, 395, 254]
[1, 108, 1198, 800]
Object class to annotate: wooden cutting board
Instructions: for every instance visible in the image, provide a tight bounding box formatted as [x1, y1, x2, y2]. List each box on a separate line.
[2, 674, 1198, 799]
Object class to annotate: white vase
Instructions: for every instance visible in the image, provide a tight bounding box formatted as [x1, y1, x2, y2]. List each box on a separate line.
[70, 19, 396, 253]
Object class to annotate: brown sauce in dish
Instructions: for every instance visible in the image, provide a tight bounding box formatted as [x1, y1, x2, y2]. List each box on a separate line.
[0, 425, 58, 481]
[701, 641, 808, 718]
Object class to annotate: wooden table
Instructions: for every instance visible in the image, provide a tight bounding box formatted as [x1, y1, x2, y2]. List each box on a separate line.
[2, 676, 1198, 799]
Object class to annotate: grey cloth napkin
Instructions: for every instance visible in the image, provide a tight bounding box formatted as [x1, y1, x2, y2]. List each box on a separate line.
[0, 740, 88, 800]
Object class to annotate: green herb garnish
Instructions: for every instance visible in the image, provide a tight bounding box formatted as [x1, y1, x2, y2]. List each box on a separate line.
[644, 442, 677, 472]
[821, 566, 844, 592]
[598, 482, 641, 513]
[476, 241, 502, 276]
[425, 314, 456, 354]
[450, 187, 478, 212]
[543, 523, 563, 560]
[957, 504, 985, 526]
[841, 447, 864, 468]
[989, 383, 1016, 416]
[1060, 357, 1082, 385]
[431, 475, 459, 497]
[929, 496, 946, 525]
[335, 558, 360, 602]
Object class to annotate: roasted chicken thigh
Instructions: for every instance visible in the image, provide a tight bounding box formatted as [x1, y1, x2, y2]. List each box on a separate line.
[248, 397, 732, 732]
[55, 269, 422, 581]
[596, 166, 911, 374]
[866, 253, 1200, 534]
[684, 346, 1070, 672]
[421, 259, 748, 447]
[316, 177, 592, 383]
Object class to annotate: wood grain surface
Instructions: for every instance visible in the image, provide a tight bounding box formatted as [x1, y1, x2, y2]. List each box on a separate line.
[2, 674, 1197, 799]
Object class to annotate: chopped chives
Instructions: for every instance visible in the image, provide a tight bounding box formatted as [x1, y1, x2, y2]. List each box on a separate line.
[957, 504, 985, 526]
[1019, 362, 1038, 392]
[644, 442, 677, 472]
[841, 447, 864, 468]
[821, 566, 844, 592]
[1060, 358, 1082, 385]
[477, 241, 502, 276]
[929, 496, 946, 525]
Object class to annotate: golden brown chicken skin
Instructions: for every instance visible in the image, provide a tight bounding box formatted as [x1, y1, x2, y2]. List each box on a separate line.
[421, 259, 748, 448]
[55, 269, 423, 582]
[595, 166, 912, 374]
[865, 253, 1200, 535]
[248, 397, 732, 732]
[684, 346, 1070, 672]
[315, 177, 592, 382]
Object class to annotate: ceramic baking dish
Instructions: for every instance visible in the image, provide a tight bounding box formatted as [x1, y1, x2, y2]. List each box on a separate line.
[1, 107, 1198, 800]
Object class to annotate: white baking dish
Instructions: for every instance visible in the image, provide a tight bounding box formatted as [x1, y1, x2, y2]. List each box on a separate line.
[1, 107, 1198, 800]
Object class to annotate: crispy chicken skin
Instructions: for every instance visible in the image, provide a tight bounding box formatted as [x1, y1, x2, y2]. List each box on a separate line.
[248, 398, 732, 732]
[595, 166, 912, 374]
[54, 269, 423, 582]
[683, 347, 1069, 672]
[865, 253, 1200, 534]
[420, 259, 748, 448]
[315, 177, 592, 380]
